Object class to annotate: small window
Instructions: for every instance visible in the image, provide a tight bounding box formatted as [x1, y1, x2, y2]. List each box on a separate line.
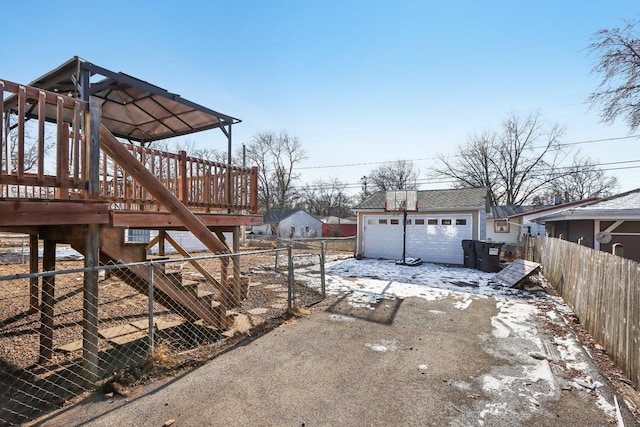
[456, 219, 467, 226]
[367, 218, 375, 225]
[390, 219, 400, 225]
[427, 219, 438, 225]
[415, 219, 425, 225]
[442, 219, 452, 225]
[378, 219, 388, 225]
[494, 220, 510, 233]
[406, 219, 412, 225]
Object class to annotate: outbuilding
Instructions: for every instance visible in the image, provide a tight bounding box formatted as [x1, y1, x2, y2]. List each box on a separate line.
[353, 188, 489, 264]
[252, 209, 322, 238]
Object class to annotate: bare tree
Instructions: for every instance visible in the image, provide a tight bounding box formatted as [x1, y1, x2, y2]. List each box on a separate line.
[435, 113, 566, 205]
[6, 116, 53, 173]
[542, 154, 619, 202]
[298, 177, 353, 217]
[367, 160, 419, 193]
[245, 131, 306, 212]
[588, 20, 640, 132]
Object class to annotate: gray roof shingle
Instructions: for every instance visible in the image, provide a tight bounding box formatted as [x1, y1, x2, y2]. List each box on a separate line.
[354, 187, 488, 211]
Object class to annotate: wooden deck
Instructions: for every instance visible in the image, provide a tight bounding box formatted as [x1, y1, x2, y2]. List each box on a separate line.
[1, 76, 262, 379]
[0, 77, 260, 233]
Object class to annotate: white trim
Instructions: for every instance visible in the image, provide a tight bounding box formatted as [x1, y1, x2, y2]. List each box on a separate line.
[604, 220, 624, 233]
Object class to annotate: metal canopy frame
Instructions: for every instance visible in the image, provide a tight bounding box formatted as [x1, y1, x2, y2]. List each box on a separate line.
[3, 56, 241, 146]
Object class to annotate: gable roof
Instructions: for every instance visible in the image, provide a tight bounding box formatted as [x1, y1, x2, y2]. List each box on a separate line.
[263, 209, 320, 223]
[534, 188, 640, 222]
[506, 198, 599, 220]
[490, 205, 545, 220]
[353, 187, 488, 211]
[3, 56, 240, 144]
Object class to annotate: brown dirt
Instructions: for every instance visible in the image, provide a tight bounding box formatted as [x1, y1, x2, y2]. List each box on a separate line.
[0, 237, 333, 425]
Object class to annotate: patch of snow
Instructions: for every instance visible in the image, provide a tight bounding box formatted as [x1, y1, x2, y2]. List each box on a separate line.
[365, 339, 397, 353]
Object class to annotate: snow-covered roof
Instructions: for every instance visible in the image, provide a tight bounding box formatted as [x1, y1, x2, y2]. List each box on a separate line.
[533, 188, 640, 222]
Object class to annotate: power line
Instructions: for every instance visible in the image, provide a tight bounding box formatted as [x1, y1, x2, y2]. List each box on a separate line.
[292, 158, 640, 192]
[297, 134, 639, 171]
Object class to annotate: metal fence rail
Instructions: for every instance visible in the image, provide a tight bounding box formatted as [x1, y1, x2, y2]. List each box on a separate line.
[0, 245, 326, 426]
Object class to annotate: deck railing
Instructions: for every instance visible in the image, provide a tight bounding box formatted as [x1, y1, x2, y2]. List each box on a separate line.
[101, 144, 258, 212]
[1, 78, 257, 213]
[0, 79, 88, 199]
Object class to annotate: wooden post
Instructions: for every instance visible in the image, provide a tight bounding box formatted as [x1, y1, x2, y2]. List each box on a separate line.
[232, 226, 241, 302]
[178, 150, 188, 204]
[220, 257, 230, 310]
[82, 98, 101, 387]
[39, 239, 55, 363]
[29, 234, 39, 313]
[250, 166, 258, 214]
[158, 229, 166, 256]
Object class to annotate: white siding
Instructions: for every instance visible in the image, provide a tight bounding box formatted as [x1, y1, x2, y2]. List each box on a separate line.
[362, 213, 474, 264]
[277, 211, 322, 238]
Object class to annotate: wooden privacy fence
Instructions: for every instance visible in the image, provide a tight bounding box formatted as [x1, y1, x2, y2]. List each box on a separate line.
[526, 235, 640, 389]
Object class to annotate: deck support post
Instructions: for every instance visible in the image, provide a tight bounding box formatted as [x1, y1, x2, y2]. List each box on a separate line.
[232, 226, 241, 302]
[39, 239, 55, 364]
[158, 229, 166, 256]
[29, 234, 39, 313]
[82, 97, 101, 387]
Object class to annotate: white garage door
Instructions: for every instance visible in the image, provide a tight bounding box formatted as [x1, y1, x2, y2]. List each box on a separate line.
[362, 214, 473, 264]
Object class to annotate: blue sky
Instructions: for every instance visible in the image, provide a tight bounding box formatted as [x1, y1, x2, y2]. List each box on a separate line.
[2, 1, 639, 196]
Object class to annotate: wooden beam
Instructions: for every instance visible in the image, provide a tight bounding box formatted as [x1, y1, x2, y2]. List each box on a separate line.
[29, 234, 39, 313]
[83, 223, 100, 387]
[0, 200, 110, 227]
[110, 211, 263, 228]
[163, 232, 222, 289]
[39, 239, 55, 363]
[100, 125, 229, 254]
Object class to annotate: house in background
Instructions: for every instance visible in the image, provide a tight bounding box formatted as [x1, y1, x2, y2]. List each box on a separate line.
[533, 188, 640, 262]
[486, 205, 544, 243]
[486, 199, 598, 243]
[320, 216, 357, 237]
[353, 187, 489, 265]
[252, 209, 322, 238]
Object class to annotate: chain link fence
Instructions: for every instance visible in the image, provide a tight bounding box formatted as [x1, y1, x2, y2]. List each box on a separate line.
[0, 242, 326, 426]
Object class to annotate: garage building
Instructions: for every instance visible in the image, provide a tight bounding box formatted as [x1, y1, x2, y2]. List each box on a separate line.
[353, 187, 489, 265]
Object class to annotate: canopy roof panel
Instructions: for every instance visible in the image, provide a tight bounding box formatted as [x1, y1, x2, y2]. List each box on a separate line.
[4, 56, 240, 143]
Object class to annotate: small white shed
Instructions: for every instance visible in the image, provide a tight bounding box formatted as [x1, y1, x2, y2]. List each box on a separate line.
[253, 209, 322, 238]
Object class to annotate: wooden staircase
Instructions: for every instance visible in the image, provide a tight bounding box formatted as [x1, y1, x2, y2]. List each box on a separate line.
[71, 227, 226, 328]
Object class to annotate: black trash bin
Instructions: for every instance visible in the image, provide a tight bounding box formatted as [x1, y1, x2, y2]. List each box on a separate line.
[475, 241, 503, 273]
[461, 239, 477, 269]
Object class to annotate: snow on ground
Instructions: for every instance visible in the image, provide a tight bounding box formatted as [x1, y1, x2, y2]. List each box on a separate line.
[296, 257, 620, 422]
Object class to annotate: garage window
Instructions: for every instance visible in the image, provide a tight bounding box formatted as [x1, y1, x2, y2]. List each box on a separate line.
[390, 219, 400, 225]
[427, 219, 438, 225]
[442, 219, 452, 225]
[456, 219, 467, 225]
[378, 219, 387, 225]
[367, 218, 375, 225]
[406, 219, 412, 225]
[415, 219, 424, 225]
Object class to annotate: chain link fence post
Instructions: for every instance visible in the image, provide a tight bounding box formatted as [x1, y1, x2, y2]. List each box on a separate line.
[320, 241, 326, 299]
[148, 263, 155, 353]
[287, 244, 294, 310]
